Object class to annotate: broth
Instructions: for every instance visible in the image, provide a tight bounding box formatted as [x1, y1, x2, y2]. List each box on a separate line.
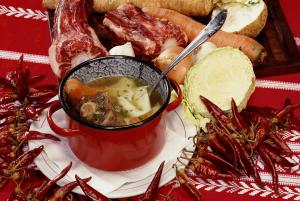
[64, 76, 163, 126]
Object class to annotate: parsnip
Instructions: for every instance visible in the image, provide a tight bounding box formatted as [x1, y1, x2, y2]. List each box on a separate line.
[143, 7, 267, 65]
[43, 0, 215, 16]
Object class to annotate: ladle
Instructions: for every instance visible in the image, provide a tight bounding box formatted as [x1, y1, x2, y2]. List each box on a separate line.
[148, 9, 228, 96]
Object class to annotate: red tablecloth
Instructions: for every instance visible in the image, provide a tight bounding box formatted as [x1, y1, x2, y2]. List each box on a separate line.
[1, 0, 300, 200]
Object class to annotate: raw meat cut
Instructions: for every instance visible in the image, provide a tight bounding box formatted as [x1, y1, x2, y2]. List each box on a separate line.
[103, 3, 188, 59]
[49, 0, 108, 78]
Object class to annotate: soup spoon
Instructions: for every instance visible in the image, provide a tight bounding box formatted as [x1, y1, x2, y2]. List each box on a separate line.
[147, 9, 228, 97]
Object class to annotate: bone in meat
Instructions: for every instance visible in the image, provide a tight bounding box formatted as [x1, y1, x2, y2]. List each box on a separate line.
[49, 0, 108, 78]
[103, 3, 188, 60]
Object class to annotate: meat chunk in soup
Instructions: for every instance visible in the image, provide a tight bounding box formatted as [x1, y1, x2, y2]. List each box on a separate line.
[79, 93, 124, 126]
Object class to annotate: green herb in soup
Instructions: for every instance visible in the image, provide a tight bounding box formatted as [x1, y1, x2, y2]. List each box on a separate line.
[64, 76, 162, 126]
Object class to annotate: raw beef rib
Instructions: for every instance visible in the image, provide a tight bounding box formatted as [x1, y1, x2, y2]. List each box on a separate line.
[103, 3, 188, 60]
[49, 0, 108, 78]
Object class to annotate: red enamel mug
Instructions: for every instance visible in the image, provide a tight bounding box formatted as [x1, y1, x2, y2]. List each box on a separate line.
[47, 56, 182, 171]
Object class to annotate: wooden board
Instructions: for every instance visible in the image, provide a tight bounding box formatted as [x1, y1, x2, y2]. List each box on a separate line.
[46, 0, 300, 78]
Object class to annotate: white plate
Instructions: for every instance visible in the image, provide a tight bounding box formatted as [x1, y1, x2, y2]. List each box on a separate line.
[28, 101, 196, 198]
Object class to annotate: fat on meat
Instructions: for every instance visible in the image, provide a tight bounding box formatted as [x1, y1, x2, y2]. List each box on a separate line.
[103, 3, 188, 59]
[49, 0, 108, 78]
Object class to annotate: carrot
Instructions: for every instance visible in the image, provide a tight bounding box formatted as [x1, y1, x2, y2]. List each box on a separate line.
[43, 0, 214, 16]
[129, 117, 140, 124]
[143, 7, 267, 65]
[64, 79, 98, 101]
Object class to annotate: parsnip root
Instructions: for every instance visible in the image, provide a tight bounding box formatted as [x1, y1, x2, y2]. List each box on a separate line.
[43, 0, 214, 16]
[143, 7, 267, 65]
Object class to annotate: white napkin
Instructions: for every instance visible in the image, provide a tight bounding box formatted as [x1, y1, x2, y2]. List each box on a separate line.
[29, 96, 196, 195]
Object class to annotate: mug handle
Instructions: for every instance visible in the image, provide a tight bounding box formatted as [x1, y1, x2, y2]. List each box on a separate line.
[47, 100, 81, 137]
[166, 79, 183, 112]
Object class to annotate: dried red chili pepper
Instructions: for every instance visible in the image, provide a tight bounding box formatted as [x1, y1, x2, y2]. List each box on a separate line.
[18, 130, 60, 142]
[0, 145, 16, 155]
[258, 146, 279, 194]
[28, 74, 46, 85]
[231, 98, 249, 133]
[142, 161, 165, 201]
[0, 77, 13, 88]
[200, 96, 233, 130]
[75, 175, 111, 201]
[10, 145, 44, 171]
[0, 178, 8, 191]
[49, 177, 91, 201]
[244, 106, 277, 119]
[0, 95, 16, 105]
[27, 90, 56, 101]
[269, 130, 292, 154]
[201, 151, 241, 176]
[0, 132, 15, 147]
[211, 124, 238, 167]
[0, 107, 17, 118]
[252, 117, 270, 149]
[35, 162, 72, 200]
[261, 144, 296, 167]
[185, 157, 218, 170]
[191, 162, 236, 180]
[23, 105, 39, 121]
[176, 168, 201, 201]
[15, 55, 29, 102]
[0, 116, 17, 126]
[272, 103, 300, 123]
[206, 132, 232, 162]
[5, 71, 16, 87]
[235, 140, 262, 187]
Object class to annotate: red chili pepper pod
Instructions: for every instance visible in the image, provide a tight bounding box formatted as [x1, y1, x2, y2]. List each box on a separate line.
[261, 144, 296, 167]
[231, 98, 249, 133]
[35, 162, 72, 200]
[257, 147, 279, 194]
[22, 130, 60, 142]
[211, 124, 238, 168]
[207, 132, 232, 162]
[269, 130, 292, 154]
[29, 74, 46, 85]
[0, 116, 17, 126]
[201, 151, 242, 176]
[0, 178, 8, 191]
[272, 103, 300, 123]
[192, 163, 236, 180]
[200, 96, 233, 129]
[0, 145, 16, 155]
[244, 106, 277, 119]
[188, 157, 218, 171]
[11, 145, 44, 170]
[235, 141, 263, 187]
[0, 95, 17, 105]
[142, 161, 165, 201]
[0, 107, 18, 118]
[49, 177, 91, 201]
[16, 54, 28, 102]
[23, 105, 40, 121]
[252, 117, 270, 150]
[27, 90, 56, 102]
[75, 175, 111, 201]
[0, 77, 14, 89]
[7, 188, 26, 201]
[176, 168, 201, 201]
[33, 84, 58, 92]
[5, 71, 16, 87]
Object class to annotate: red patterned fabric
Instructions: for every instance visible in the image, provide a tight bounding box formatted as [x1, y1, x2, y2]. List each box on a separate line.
[0, 0, 300, 200]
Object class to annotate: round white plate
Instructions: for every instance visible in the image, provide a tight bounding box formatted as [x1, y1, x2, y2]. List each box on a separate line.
[28, 101, 196, 198]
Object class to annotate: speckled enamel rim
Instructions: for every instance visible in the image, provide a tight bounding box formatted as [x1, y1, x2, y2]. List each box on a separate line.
[58, 55, 172, 131]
